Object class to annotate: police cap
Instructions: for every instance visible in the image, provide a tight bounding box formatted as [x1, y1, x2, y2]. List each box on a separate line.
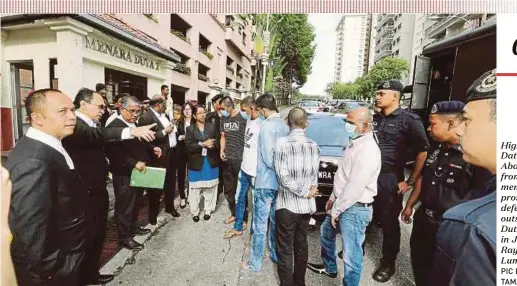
[376, 79, 404, 93]
[466, 69, 496, 103]
[430, 101, 465, 114]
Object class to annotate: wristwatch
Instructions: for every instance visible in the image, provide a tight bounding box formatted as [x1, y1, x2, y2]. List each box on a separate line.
[406, 178, 415, 186]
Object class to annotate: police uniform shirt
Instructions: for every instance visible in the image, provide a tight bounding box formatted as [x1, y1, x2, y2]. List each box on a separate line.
[419, 144, 473, 215]
[373, 108, 429, 170]
[431, 176, 496, 286]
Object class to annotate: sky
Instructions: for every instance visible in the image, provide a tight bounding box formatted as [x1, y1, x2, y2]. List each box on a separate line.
[299, 14, 343, 96]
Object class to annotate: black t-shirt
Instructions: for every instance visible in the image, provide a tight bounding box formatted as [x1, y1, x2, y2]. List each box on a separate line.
[220, 113, 247, 160]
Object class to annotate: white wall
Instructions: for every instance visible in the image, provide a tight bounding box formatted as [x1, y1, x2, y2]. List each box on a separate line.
[83, 59, 105, 91]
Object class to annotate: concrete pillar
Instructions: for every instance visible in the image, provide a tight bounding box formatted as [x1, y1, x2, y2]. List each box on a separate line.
[1, 30, 11, 108]
[46, 18, 92, 99]
[164, 61, 176, 117]
[33, 58, 50, 90]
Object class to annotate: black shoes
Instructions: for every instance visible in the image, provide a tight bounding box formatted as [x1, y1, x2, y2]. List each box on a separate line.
[372, 261, 396, 283]
[167, 209, 181, 217]
[133, 227, 151, 236]
[120, 239, 144, 251]
[149, 217, 157, 226]
[307, 263, 338, 278]
[86, 274, 115, 285]
[193, 216, 200, 222]
[204, 214, 211, 220]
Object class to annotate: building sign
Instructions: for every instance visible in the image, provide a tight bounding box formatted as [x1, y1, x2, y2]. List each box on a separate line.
[84, 36, 160, 71]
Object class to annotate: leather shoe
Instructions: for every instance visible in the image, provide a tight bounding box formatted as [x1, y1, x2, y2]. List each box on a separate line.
[133, 227, 151, 235]
[204, 214, 211, 220]
[193, 216, 200, 222]
[149, 217, 157, 226]
[120, 239, 144, 251]
[86, 274, 115, 285]
[306, 263, 337, 278]
[372, 261, 395, 283]
[167, 209, 181, 217]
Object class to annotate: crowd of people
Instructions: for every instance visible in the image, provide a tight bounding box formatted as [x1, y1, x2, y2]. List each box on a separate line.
[1, 68, 496, 286]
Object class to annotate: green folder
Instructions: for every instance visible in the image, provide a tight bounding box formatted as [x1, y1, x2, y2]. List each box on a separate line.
[130, 167, 166, 189]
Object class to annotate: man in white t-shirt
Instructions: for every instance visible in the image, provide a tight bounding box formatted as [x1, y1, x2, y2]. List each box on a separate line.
[224, 96, 263, 238]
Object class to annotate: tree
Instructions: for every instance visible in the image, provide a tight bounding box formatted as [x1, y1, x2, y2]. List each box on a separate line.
[357, 57, 410, 99]
[329, 82, 359, 99]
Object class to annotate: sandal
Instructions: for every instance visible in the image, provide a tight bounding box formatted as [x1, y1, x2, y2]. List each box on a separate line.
[224, 216, 235, 224]
[224, 229, 243, 239]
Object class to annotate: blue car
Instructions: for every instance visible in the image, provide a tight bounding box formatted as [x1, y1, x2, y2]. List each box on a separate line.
[305, 112, 349, 222]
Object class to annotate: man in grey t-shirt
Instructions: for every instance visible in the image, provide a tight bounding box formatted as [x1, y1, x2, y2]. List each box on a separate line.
[219, 96, 247, 224]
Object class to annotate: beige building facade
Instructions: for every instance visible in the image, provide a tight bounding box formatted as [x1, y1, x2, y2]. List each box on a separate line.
[0, 14, 254, 152]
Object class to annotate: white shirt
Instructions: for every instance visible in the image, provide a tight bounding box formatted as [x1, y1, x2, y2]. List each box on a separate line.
[118, 115, 136, 128]
[76, 110, 132, 139]
[150, 108, 177, 148]
[25, 127, 75, 169]
[240, 118, 263, 177]
[105, 112, 119, 127]
[330, 133, 381, 217]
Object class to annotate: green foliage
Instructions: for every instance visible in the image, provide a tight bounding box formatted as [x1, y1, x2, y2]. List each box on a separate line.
[327, 57, 410, 100]
[173, 63, 191, 75]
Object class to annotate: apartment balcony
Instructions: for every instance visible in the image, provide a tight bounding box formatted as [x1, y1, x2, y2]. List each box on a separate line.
[171, 63, 191, 88]
[198, 75, 211, 94]
[170, 30, 191, 56]
[226, 66, 235, 79]
[225, 27, 250, 59]
[376, 26, 394, 41]
[377, 14, 395, 28]
[378, 33, 394, 48]
[374, 49, 392, 62]
[426, 14, 476, 39]
[198, 49, 212, 69]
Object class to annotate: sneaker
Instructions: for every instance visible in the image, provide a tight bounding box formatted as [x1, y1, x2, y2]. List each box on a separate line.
[307, 263, 338, 278]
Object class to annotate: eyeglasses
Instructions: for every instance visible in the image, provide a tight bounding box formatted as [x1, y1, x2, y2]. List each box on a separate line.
[122, 107, 142, 115]
[87, 101, 106, 110]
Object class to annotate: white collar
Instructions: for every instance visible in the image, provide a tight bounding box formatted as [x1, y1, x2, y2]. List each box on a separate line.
[25, 127, 75, 169]
[117, 115, 136, 127]
[150, 107, 164, 118]
[75, 110, 97, 127]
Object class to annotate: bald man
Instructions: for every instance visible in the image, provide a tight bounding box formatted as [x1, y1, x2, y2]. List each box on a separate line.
[308, 107, 381, 286]
[6, 89, 89, 285]
[274, 107, 320, 286]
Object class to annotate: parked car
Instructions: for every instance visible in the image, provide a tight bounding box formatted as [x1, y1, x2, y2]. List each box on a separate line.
[305, 113, 349, 222]
[337, 100, 369, 113]
[299, 100, 324, 113]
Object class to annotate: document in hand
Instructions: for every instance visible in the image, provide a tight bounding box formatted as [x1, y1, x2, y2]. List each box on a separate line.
[130, 167, 166, 189]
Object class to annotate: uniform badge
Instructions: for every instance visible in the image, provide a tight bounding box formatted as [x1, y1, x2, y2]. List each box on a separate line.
[382, 81, 390, 89]
[475, 70, 496, 93]
[431, 104, 438, 113]
[446, 178, 455, 184]
[426, 148, 440, 164]
[321, 162, 328, 168]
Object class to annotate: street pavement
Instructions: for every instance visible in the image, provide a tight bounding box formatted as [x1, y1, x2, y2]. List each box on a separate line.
[107, 106, 416, 285]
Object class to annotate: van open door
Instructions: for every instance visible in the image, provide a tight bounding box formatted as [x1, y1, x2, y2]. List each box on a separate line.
[410, 55, 432, 110]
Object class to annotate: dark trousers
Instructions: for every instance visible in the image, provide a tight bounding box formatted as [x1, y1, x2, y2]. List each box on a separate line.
[410, 208, 441, 286]
[374, 173, 403, 264]
[16, 252, 85, 286]
[177, 154, 188, 199]
[275, 209, 311, 286]
[79, 189, 109, 281]
[149, 148, 178, 220]
[223, 158, 242, 217]
[113, 175, 144, 241]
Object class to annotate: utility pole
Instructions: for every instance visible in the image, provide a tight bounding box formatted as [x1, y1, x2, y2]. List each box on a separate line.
[261, 14, 270, 94]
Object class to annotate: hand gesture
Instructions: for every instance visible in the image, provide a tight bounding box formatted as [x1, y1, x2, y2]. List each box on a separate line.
[397, 181, 412, 195]
[153, 147, 162, 158]
[331, 213, 339, 229]
[220, 150, 228, 161]
[130, 123, 157, 142]
[135, 161, 146, 172]
[178, 135, 186, 141]
[163, 125, 173, 135]
[401, 206, 413, 224]
[325, 199, 334, 213]
[307, 185, 319, 199]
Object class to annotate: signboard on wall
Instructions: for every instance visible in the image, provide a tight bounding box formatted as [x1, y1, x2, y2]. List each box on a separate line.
[84, 36, 161, 71]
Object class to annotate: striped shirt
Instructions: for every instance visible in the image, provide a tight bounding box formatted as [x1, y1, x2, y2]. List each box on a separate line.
[274, 128, 320, 214]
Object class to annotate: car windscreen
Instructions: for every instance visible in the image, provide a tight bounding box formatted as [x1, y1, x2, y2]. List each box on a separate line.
[301, 101, 319, 107]
[306, 116, 349, 147]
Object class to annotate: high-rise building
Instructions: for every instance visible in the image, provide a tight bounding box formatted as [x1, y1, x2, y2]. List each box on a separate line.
[334, 14, 373, 83]
[374, 14, 415, 84]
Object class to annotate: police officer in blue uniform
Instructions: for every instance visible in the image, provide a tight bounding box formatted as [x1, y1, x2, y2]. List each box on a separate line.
[430, 69, 496, 286]
[401, 101, 486, 286]
[371, 80, 430, 282]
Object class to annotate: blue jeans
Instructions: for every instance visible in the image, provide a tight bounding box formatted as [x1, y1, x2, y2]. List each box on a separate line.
[234, 170, 253, 231]
[321, 204, 372, 286]
[249, 188, 278, 272]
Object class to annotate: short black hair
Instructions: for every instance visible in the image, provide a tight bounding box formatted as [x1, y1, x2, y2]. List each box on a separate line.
[240, 96, 255, 108]
[95, 83, 106, 92]
[220, 96, 234, 108]
[194, 104, 206, 115]
[161, 85, 168, 91]
[149, 94, 165, 106]
[256, 93, 278, 112]
[73, 88, 97, 109]
[25, 89, 62, 123]
[113, 93, 130, 104]
[211, 93, 224, 103]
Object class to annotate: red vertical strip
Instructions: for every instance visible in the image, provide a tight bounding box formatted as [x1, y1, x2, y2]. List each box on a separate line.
[1, 108, 14, 151]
